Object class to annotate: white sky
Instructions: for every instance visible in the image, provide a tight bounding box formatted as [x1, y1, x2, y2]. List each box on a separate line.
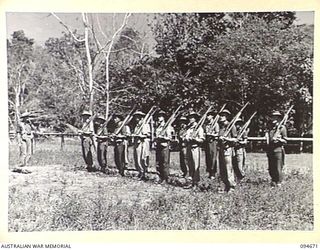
[6, 11, 314, 46]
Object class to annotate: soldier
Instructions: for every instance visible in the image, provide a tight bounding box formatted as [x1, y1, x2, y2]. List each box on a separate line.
[95, 115, 109, 173]
[233, 118, 248, 183]
[16, 112, 33, 167]
[204, 110, 219, 179]
[266, 111, 287, 187]
[177, 116, 189, 178]
[184, 112, 205, 189]
[217, 109, 237, 193]
[80, 111, 95, 171]
[154, 110, 174, 184]
[132, 111, 151, 181]
[112, 113, 131, 176]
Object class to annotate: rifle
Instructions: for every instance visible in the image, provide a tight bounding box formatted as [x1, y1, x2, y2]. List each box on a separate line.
[237, 111, 257, 140]
[272, 105, 293, 141]
[114, 105, 137, 135]
[134, 106, 158, 136]
[158, 105, 182, 137]
[223, 102, 249, 137]
[81, 114, 97, 132]
[97, 112, 115, 136]
[191, 105, 213, 138]
[66, 123, 81, 134]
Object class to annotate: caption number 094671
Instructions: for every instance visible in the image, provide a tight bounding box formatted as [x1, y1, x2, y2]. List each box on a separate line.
[300, 244, 318, 248]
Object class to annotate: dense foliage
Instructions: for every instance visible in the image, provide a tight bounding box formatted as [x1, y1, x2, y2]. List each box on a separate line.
[7, 12, 313, 135]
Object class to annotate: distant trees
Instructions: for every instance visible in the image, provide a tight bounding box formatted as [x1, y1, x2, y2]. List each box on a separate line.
[7, 30, 35, 129]
[7, 12, 313, 135]
[126, 12, 313, 135]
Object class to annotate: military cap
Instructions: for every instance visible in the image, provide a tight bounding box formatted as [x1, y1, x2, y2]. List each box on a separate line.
[95, 115, 106, 122]
[113, 113, 124, 119]
[178, 116, 188, 122]
[187, 111, 200, 118]
[271, 111, 282, 116]
[235, 118, 243, 123]
[207, 110, 216, 116]
[220, 109, 231, 116]
[154, 110, 167, 117]
[81, 111, 92, 117]
[133, 110, 146, 117]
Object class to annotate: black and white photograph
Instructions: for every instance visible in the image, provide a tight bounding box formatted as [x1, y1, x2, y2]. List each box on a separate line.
[6, 10, 314, 233]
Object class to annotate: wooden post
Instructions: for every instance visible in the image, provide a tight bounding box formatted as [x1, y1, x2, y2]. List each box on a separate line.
[61, 135, 65, 151]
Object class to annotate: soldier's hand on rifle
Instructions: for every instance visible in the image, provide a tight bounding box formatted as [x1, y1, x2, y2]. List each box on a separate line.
[195, 138, 203, 143]
[238, 140, 246, 145]
[116, 134, 125, 139]
[219, 136, 226, 141]
[272, 136, 281, 143]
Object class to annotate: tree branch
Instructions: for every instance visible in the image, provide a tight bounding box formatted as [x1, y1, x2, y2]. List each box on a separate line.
[51, 13, 85, 42]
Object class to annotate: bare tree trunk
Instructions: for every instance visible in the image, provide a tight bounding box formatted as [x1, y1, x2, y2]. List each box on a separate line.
[104, 13, 131, 121]
[105, 55, 110, 125]
[82, 13, 94, 114]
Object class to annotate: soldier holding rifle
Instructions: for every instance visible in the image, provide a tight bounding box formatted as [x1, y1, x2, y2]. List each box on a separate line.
[184, 111, 205, 190]
[132, 109, 153, 181]
[204, 105, 225, 180]
[177, 116, 189, 178]
[80, 111, 96, 171]
[154, 110, 175, 184]
[112, 113, 131, 177]
[217, 109, 238, 193]
[95, 115, 109, 173]
[233, 118, 248, 183]
[17, 112, 34, 167]
[233, 112, 256, 183]
[266, 109, 290, 187]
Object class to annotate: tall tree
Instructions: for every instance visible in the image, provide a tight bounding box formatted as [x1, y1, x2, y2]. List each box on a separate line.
[7, 30, 35, 129]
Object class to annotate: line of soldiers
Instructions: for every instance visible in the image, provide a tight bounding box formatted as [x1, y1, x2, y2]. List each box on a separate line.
[79, 104, 289, 192]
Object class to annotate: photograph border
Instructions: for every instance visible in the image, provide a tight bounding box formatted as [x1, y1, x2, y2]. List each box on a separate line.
[0, 0, 319, 244]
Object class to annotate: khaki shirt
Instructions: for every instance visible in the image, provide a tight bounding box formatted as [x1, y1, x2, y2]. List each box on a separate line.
[114, 122, 131, 144]
[205, 121, 219, 142]
[186, 122, 205, 147]
[155, 122, 174, 147]
[18, 121, 33, 140]
[267, 125, 287, 153]
[81, 119, 94, 136]
[96, 126, 108, 142]
[235, 126, 248, 149]
[178, 126, 188, 147]
[133, 121, 151, 143]
[218, 121, 237, 149]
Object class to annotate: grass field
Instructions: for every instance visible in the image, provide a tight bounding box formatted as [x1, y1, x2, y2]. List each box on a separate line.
[8, 137, 313, 231]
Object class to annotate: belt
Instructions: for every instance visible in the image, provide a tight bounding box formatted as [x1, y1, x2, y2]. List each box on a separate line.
[207, 138, 217, 143]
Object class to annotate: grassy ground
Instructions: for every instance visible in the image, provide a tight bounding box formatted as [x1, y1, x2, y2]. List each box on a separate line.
[8, 137, 313, 231]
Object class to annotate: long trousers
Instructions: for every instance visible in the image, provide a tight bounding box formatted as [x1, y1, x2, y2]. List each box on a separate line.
[81, 136, 94, 168]
[156, 145, 170, 181]
[97, 140, 108, 169]
[114, 142, 126, 176]
[179, 146, 189, 177]
[267, 150, 284, 184]
[187, 145, 201, 185]
[205, 140, 218, 177]
[134, 140, 149, 177]
[19, 137, 32, 166]
[233, 147, 246, 181]
[218, 147, 236, 191]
